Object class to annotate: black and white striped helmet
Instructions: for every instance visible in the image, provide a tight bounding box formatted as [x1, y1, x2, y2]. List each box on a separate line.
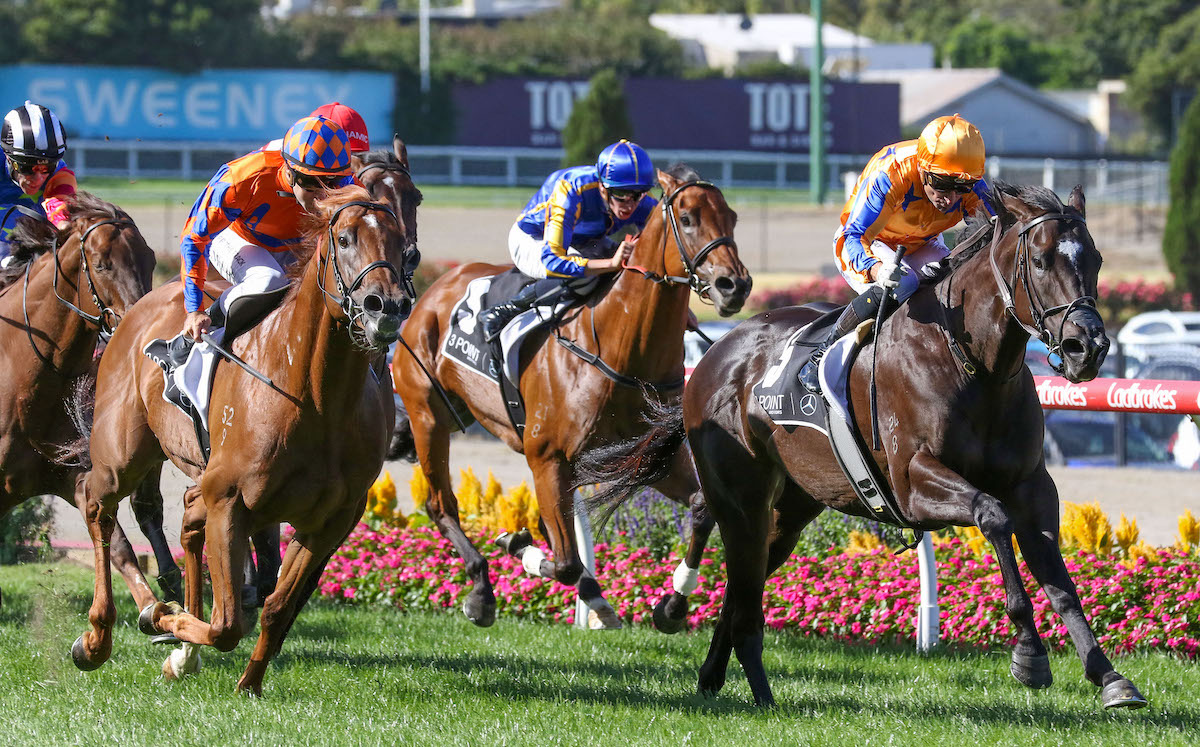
[2, 101, 67, 160]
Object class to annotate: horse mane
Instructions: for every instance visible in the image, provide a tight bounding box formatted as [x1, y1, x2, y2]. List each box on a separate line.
[949, 180, 1070, 271]
[359, 148, 406, 170]
[0, 191, 125, 286]
[662, 162, 702, 183]
[285, 184, 376, 286]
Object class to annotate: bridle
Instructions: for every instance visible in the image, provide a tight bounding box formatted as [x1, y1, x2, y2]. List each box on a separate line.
[17, 215, 133, 370]
[622, 179, 735, 302]
[943, 209, 1097, 377]
[356, 160, 419, 247]
[318, 199, 414, 336]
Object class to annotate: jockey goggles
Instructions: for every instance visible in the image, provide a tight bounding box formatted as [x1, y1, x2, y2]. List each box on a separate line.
[7, 155, 53, 176]
[924, 171, 977, 194]
[607, 186, 648, 202]
[287, 165, 342, 191]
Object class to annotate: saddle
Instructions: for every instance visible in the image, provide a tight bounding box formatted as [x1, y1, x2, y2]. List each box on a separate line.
[144, 284, 289, 462]
[753, 305, 915, 536]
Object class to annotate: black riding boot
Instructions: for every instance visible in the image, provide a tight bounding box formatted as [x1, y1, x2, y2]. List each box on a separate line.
[798, 286, 886, 393]
[479, 283, 540, 342]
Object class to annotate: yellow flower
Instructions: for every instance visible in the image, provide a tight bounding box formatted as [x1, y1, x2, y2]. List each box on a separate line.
[845, 530, 883, 555]
[410, 465, 429, 512]
[457, 467, 483, 525]
[1115, 513, 1140, 554]
[1125, 541, 1159, 567]
[1178, 509, 1199, 553]
[1060, 501, 1113, 555]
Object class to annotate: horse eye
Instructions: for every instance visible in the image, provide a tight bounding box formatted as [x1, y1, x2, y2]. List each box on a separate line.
[1032, 255, 1046, 271]
[680, 213, 692, 227]
[338, 235, 350, 248]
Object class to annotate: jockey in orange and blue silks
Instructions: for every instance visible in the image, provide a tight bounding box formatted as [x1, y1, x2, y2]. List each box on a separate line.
[0, 101, 76, 266]
[800, 115, 995, 393]
[179, 115, 356, 342]
[478, 139, 659, 342]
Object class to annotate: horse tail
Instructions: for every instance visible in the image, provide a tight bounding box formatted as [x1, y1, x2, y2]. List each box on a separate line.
[387, 399, 418, 462]
[573, 394, 686, 526]
[52, 374, 95, 469]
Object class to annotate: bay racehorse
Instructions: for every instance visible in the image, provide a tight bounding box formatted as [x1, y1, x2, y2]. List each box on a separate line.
[579, 182, 1147, 710]
[69, 186, 413, 694]
[131, 136, 424, 609]
[0, 195, 155, 609]
[391, 165, 751, 628]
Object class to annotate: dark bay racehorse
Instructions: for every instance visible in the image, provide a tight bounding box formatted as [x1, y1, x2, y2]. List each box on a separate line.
[391, 166, 751, 628]
[69, 187, 413, 694]
[131, 136, 424, 609]
[580, 182, 1146, 710]
[0, 195, 155, 609]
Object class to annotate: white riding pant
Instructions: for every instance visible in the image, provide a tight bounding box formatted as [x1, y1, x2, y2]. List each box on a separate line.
[836, 234, 949, 303]
[508, 222, 611, 280]
[207, 228, 293, 319]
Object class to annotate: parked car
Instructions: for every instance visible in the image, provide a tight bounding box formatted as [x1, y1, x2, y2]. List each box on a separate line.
[684, 320, 739, 376]
[1115, 310, 1200, 369]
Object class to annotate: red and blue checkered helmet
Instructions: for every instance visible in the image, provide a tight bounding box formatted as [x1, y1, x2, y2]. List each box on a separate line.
[596, 139, 654, 191]
[281, 116, 352, 176]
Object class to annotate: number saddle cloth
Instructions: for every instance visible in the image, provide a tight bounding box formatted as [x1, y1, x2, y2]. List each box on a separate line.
[751, 306, 911, 530]
[441, 268, 596, 436]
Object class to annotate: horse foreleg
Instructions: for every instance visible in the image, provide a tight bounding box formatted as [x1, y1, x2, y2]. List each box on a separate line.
[250, 524, 282, 605]
[1010, 470, 1147, 709]
[128, 463, 182, 603]
[904, 451, 1052, 689]
[412, 410, 495, 626]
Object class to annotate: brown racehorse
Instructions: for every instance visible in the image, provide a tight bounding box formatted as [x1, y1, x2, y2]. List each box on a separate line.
[580, 182, 1147, 710]
[131, 136, 424, 609]
[391, 165, 751, 628]
[0, 195, 155, 609]
[68, 186, 413, 694]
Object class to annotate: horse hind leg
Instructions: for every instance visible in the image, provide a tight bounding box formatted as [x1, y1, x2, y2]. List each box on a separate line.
[70, 469, 125, 671]
[647, 448, 716, 634]
[128, 463, 183, 603]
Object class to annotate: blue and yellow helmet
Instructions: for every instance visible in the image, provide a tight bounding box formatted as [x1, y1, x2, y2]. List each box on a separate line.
[282, 115, 352, 176]
[596, 139, 654, 191]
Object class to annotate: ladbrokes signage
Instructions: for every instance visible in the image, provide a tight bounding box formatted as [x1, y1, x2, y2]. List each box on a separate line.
[1033, 376, 1200, 415]
[453, 77, 900, 153]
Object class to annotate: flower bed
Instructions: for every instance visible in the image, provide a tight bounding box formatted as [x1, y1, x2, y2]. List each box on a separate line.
[317, 523, 1200, 658]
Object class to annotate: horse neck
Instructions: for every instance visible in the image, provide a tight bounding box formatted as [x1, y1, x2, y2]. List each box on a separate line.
[15, 243, 97, 375]
[282, 256, 372, 409]
[940, 236, 1031, 380]
[587, 211, 691, 377]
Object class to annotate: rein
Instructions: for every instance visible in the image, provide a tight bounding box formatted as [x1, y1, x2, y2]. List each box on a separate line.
[558, 179, 733, 390]
[318, 199, 415, 337]
[942, 210, 1094, 377]
[21, 216, 132, 370]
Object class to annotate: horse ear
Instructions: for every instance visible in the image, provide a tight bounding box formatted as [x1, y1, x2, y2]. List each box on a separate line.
[392, 134, 409, 170]
[1068, 184, 1086, 219]
[657, 168, 679, 196]
[994, 186, 1034, 223]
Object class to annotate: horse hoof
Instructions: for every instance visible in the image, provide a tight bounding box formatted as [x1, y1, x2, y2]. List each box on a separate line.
[150, 633, 181, 645]
[463, 594, 496, 628]
[1010, 652, 1053, 689]
[1101, 678, 1148, 710]
[162, 647, 201, 681]
[652, 596, 687, 634]
[138, 603, 160, 636]
[71, 635, 103, 672]
[587, 608, 623, 630]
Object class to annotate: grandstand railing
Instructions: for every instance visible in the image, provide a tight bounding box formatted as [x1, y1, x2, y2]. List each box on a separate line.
[71, 139, 1168, 205]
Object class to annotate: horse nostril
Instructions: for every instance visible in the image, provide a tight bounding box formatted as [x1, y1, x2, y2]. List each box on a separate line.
[714, 275, 735, 293]
[397, 297, 413, 318]
[1060, 337, 1087, 357]
[363, 293, 384, 314]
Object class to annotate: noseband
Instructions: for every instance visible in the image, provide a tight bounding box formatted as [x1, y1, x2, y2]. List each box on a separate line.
[318, 200, 414, 333]
[626, 180, 736, 301]
[988, 211, 1097, 372]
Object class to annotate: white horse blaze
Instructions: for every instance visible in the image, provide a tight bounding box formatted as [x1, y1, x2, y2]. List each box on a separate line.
[1057, 238, 1084, 264]
[672, 561, 699, 595]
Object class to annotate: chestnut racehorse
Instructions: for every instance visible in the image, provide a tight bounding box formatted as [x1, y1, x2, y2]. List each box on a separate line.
[391, 166, 751, 628]
[69, 187, 413, 694]
[580, 182, 1147, 709]
[0, 195, 155, 609]
[131, 136, 424, 609]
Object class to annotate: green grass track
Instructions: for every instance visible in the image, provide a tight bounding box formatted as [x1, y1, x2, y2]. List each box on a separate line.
[1, 563, 1195, 745]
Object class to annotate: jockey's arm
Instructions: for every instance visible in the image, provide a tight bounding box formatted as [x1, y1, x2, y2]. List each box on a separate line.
[40, 165, 77, 228]
[180, 177, 242, 314]
[841, 170, 901, 280]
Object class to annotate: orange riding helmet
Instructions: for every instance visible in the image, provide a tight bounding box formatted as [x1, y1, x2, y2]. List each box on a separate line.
[916, 114, 986, 180]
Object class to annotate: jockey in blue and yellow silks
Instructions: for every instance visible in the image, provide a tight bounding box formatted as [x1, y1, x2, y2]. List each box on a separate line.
[179, 115, 356, 342]
[1, 101, 76, 266]
[477, 139, 659, 341]
[799, 114, 996, 393]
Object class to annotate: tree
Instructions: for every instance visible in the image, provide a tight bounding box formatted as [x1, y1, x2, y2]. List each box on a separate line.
[943, 17, 1099, 89]
[561, 70, 634, 169]
[1125, 6, 1200, 144]
[1162, 95, 1200, 301]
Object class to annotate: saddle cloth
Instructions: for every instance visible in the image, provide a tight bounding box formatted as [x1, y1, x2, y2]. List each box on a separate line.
[144, 330, 225, 461]
[752, 311, 907, 527]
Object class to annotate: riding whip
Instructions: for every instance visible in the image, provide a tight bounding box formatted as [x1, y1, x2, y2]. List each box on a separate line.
[870, 246, 907, 451]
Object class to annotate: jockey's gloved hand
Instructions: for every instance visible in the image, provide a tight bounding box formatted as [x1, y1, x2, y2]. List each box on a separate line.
[876, 259, 905, 291]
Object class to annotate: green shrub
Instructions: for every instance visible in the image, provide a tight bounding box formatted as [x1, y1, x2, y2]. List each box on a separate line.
[0, 498, 54, 565]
